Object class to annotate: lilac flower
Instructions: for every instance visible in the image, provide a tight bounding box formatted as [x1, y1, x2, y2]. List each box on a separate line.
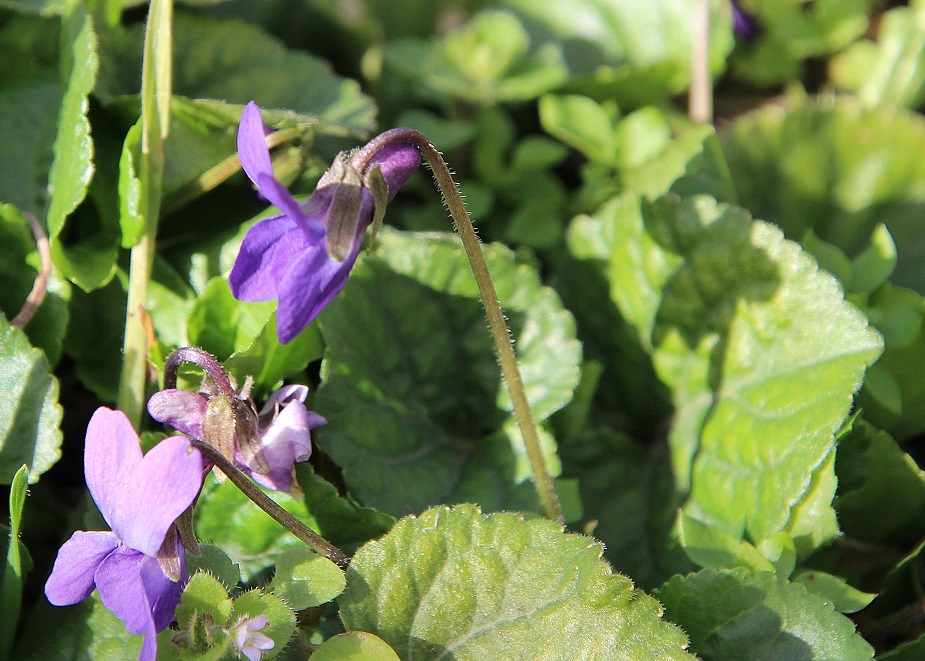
[44, 407, 204, 661]
[229, 101, 421, 343]
[224, 613, 275, 661]
[148, 383, 324, 493]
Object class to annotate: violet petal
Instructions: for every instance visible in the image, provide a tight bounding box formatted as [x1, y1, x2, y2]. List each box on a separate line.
[44, 530, 119, 605]
[249, 401, 314, 492]
[274, 193, 370, 343]
[95, 546, 150, 635]
[147, 389, 208, 439]
[111, 435, 204, 557]
[84, 407, 144, 534]
[228, 216, 309, 302]
[237, 101, 305, 224]
[140, 546, 186, 632]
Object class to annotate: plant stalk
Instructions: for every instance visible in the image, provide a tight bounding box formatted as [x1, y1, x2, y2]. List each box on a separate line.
[353, 129, 563, 522]
[190, 439, 350, 570]
[117, 0, 173, 427]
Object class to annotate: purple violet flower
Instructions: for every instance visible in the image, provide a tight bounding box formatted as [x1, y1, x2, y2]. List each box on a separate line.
[229, 100, 421, 344]
[225, 613, 275, 661]
[148, 383, 324, 493]
[44, 407, 204, 661]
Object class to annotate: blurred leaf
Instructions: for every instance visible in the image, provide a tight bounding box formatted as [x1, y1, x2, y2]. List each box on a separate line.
[831, 0, 925, 108]
[504, 0, 733, 106]
[655, 568, 874, 660]
[791, 570, 876, 614]
[310, 632, 399, 661]
[539, 93, 618, 165]
[315, 229, 581, 517]
[340, 504, 696, 660]
[834, 420, 925, 545]
[731, 0, 874, 86]
[851, 223, 897, 295]
[857, 284, 925, 439]
[384, 9, 568, 105]
[722, 96, 925, 293]
[15, 593, 143, 659]
[0, 0, 65, 12]
[271, 548, 346, 610]
[96, 12, 375, 137]
[0, 313, 62, 484]
[879, 634, 925, 661]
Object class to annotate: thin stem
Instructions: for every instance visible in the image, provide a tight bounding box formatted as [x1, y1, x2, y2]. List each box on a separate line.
[354, 129, 563, 522]
[690, 0, 713, 124]
[117, 0, 173, 428]
[190, 439, 350, 570]
[11, 213, 51, 329]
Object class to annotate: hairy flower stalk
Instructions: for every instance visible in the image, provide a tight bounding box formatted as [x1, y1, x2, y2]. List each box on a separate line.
[44, 408, 204, 661]
[230, 105, 562, 521]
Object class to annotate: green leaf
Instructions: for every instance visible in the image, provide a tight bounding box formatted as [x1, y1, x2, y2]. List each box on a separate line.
[730, 0, 873, 86]
[831, 0, 925, 108]
[0, 313, 62, 484]
[851, 224, 897, 295]
[295, 464, 394, 554]
[539, 94, 618, 165]
[46, 5, 97, 239]
[14, 593, 144, 660]
[186, 544, 241, 592]
[0, 16, 60, 218]
[1, 465, 28, 660]
[721, 96, 925, 293]
[230, 589, 296, 660]
[310, 632, 400, 661]
[655, 568, 874, 660]
[118, 120, 143, 247]
[271, 548, 346, 610]
[857, 284, 925, 439]
[791, 571, 875, 614]
[62, 276, 125, 401]
[834, 420, 925, 545]
[570, 194, 882, 551]
[193, 474, 317, 580]
[340, 504, 696, 660]
[385, 10, 568, 105]
[96, 13, 375, 137]
[504, 0, 733, 106]
[186, 277, 274, 362]
[315, 229, 581, 517]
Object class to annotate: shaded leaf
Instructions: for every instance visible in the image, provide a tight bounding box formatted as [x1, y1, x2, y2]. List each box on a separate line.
[655, 568, 874, 660]
[315, 229, 580, 517]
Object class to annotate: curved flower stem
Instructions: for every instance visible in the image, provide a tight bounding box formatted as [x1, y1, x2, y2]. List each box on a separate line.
[191, 439, 350, 570]
[11, 213, 51, 329]
[353, 129, 563, 522]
